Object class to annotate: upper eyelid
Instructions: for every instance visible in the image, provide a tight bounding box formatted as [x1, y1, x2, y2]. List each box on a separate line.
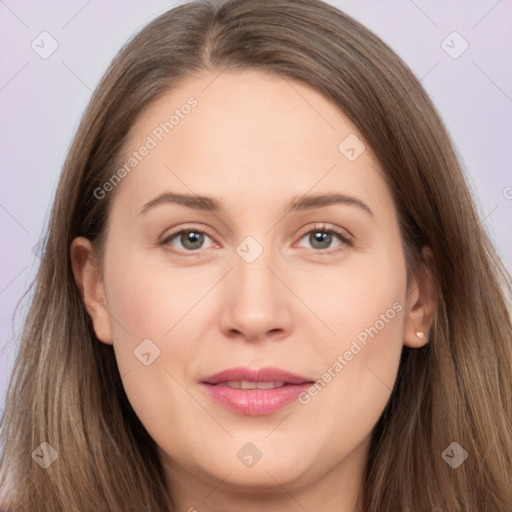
[297, 223, 351, 239]
[162, 224, 216, 242]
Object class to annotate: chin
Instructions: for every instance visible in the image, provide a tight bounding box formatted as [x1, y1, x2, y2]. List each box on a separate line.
[214, 462, 308, 492]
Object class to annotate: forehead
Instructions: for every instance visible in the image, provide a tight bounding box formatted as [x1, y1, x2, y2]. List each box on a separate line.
[112, 69, 391, 219]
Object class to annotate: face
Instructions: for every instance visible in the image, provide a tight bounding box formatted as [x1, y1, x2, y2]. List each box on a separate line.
[72, 70, 431, 507]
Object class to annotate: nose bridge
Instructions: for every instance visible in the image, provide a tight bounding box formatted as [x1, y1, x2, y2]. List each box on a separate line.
[218, 238, 293, 341]
[232, 241, 280, 311]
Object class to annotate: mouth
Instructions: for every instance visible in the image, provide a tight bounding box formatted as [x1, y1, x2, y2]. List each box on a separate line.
[213, 380, 288, 389]
[200, 367, 315, 416]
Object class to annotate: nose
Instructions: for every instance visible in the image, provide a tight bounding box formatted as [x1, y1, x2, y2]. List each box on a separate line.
[218, 251, 294, 343]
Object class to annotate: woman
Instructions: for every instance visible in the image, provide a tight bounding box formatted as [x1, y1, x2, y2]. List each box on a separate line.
[1, 0, 511, 510]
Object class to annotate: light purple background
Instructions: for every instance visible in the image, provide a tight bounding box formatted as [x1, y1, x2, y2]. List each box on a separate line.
[1, 0, 511, 415]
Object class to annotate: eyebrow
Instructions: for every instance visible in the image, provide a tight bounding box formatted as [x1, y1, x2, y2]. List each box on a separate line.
[139, 191, 374, 218]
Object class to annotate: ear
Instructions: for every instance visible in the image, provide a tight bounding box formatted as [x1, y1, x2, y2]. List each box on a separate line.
[70, 236, 113, 345]
[403, 247, 437, 348]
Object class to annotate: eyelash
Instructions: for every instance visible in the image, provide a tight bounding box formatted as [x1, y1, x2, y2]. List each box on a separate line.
[160, 223, 353, 257]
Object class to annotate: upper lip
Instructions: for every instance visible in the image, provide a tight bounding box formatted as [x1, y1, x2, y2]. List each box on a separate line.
[201, 366, 314, 385]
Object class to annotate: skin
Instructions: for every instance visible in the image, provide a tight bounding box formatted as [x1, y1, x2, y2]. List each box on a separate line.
[71, 70, 436, 512]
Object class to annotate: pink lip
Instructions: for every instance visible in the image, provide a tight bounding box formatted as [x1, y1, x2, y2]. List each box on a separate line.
[200, 366, 314, 416]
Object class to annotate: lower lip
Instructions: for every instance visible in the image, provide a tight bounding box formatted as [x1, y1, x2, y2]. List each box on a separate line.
[201, 383, 312, 415]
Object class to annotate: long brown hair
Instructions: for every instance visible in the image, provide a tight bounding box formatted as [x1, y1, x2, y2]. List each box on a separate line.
[1, 0, 511, 510]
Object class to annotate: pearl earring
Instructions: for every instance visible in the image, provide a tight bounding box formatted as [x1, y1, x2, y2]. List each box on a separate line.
[416, 331, 426, 340]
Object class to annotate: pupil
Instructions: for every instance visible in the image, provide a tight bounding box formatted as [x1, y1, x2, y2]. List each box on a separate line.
[182, 231, 203, 250]
[310, 231, 331, 249]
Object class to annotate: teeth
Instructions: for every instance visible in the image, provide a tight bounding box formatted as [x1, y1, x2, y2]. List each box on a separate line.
[255, 381, 283, 390]
[221, 381, 286, 389]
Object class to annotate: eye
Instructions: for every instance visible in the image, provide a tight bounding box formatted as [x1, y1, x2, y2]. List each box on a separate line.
[161, 226, 215, 253]
[296, 224, 352, 253]
[160, 223, 352, 256]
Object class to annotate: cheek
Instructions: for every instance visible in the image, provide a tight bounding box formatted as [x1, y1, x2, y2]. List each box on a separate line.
[102, 251, 213, 375]
[294, 241, 407, 352]
[102, 256, 212, 448]
[319, 301, 405, 411]
[290, 266, 405, 474]
[297, 242, 407, 413]
[106, 246, 214, 328]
